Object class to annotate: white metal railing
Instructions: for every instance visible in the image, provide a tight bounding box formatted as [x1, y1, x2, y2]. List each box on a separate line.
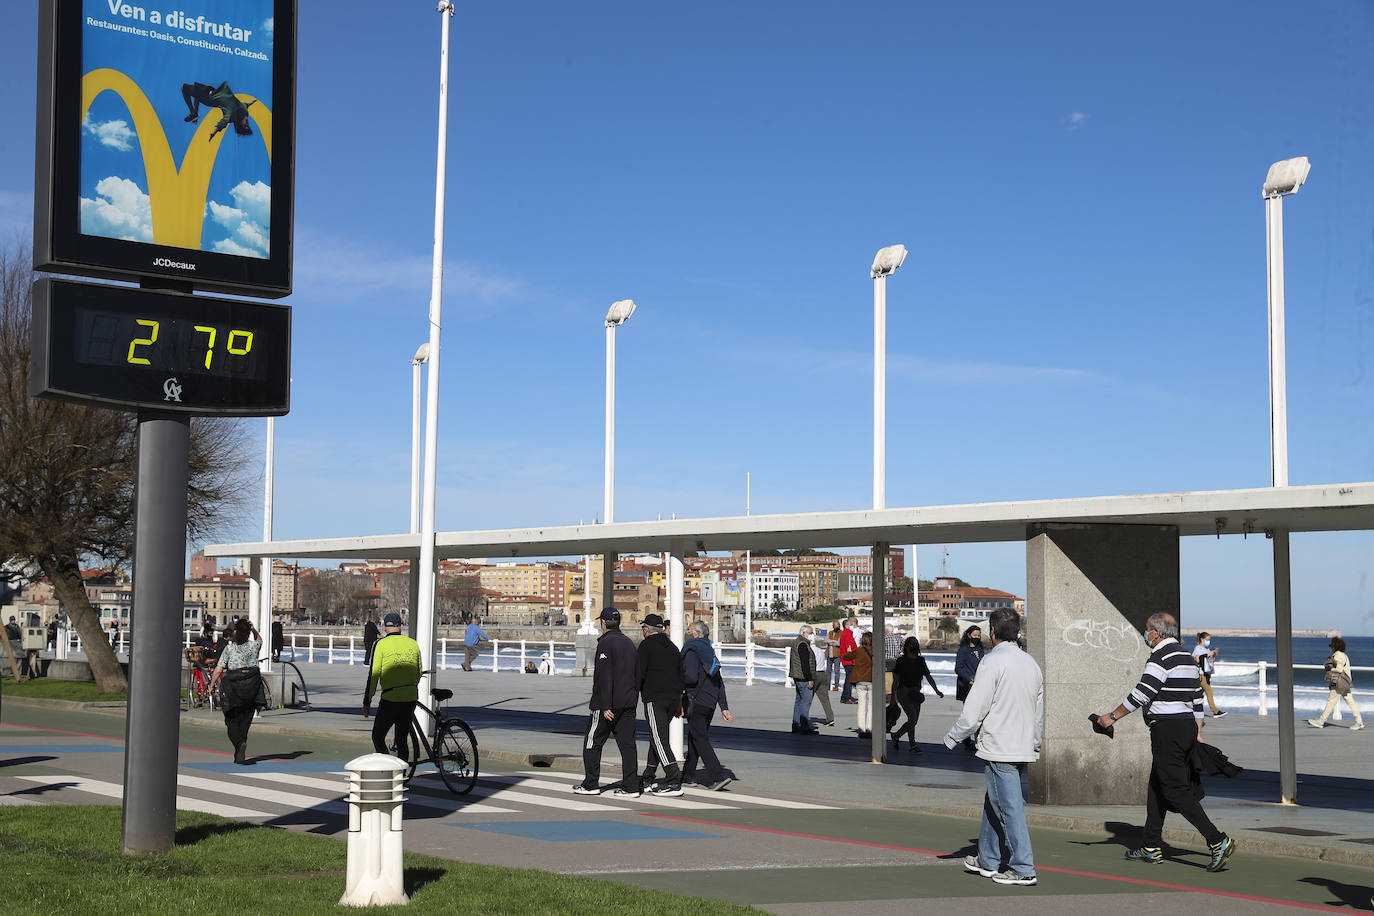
[1248, 661, 1372, 718]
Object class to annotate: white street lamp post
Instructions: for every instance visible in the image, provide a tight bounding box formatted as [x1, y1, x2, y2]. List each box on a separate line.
[604, 298, 636, 527]
[415, 0, 456, 730]
[870, 244, 907, 511]
[410, 342, 430, 535]
[1263, 155, 1310, 806]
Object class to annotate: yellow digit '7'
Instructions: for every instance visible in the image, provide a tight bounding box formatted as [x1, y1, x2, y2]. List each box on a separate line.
[127, 319, 159, 365]
[193, 325, 217, 369]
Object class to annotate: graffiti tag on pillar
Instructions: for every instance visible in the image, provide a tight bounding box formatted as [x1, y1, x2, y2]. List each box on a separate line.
[1061, 618, 1142, 662]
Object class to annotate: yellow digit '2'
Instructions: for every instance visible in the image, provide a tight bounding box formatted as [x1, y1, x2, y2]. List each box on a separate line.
[127, 319, 159, 365]
[194, 325, 217, 369]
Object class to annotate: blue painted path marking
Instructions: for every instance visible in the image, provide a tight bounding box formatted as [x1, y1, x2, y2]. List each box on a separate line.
[0, 744, 121, 753]
[183, 761, 347, 773]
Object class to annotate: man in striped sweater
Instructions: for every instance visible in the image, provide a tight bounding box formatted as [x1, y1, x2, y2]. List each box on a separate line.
[1096, 612, 1236, 872]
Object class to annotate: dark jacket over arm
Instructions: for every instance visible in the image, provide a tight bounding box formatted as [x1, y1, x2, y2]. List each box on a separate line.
[684, 648, 728, 711]
[636, 633, 685, 704]
[591, 628, 639, 710]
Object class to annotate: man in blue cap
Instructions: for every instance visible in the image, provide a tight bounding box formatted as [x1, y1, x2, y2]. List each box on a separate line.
[363, 612, 423, 757]
[574, 607, 640, 797]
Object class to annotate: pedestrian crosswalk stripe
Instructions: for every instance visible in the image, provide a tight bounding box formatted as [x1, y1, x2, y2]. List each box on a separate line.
[410, 773, 622, 813]
[495, 774, 738, 810]
[176, 773, 350, 816]
[245, 771, 520, 815]
[15, 775, 275, 820]
[515, 770, 836, 810]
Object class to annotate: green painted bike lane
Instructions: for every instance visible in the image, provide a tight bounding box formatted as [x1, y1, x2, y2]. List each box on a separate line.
[595, 808, 1374, 912]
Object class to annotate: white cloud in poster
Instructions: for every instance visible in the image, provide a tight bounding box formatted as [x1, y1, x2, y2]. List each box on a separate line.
[79, 176, 153, 242]
[207, 180, 271, 258]
[82, 117, 135, 152]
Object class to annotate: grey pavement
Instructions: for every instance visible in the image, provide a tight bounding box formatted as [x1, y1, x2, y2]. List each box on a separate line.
[218, 659, 1374, 868]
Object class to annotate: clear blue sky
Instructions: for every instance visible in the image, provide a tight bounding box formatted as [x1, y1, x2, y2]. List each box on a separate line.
[3, 3, 1372, 634]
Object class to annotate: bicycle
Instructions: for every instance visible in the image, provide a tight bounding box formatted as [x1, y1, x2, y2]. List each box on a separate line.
[385, 679, 478, 795]
[184, 647, 217, 710]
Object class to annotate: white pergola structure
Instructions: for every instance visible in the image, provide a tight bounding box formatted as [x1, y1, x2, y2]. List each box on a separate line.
[208, 480, 1374, 805]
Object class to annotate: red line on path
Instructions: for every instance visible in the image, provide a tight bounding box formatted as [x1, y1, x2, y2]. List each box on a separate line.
[3, 721, 231, 756]
[638, 812, 1352, 914]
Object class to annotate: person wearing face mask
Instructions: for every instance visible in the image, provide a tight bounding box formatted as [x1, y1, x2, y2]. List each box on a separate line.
[1096, 613, 1235, 873]
[1192, 632, 1226, 719]
[955, 626, 986, 751]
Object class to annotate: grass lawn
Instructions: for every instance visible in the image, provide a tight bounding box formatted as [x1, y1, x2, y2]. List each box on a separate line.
[0, 678, 126, 702]
[0, 806, 751, 915]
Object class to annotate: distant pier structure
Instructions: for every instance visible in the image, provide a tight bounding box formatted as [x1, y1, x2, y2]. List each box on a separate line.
[1190, 627, 1339, 638]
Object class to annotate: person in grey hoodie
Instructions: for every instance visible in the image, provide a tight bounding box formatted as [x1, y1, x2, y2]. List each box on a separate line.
[944, 609, 1043, 888]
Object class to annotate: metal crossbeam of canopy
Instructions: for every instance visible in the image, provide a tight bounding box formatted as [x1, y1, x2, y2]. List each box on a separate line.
[205, 481, 1374, 561]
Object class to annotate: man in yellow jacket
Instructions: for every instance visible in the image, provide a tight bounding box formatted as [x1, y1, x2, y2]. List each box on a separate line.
[363, 612, 423, 757]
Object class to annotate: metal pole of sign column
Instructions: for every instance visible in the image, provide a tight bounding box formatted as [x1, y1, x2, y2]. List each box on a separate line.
[415, 0, 455, 740]
[121, 413, 190, 854]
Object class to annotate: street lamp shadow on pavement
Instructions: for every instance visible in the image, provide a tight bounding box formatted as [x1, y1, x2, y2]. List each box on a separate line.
[1297, 876, 1374, 912]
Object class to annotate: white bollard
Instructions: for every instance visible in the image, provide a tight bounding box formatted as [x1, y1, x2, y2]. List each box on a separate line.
[340, 753, 409, 907]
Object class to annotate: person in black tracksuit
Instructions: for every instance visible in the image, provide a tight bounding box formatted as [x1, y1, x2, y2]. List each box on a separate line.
[636, 613, 685, 796]
[575, 608, 641, 796]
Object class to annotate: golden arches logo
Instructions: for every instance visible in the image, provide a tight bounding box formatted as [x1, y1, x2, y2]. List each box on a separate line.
[81, 68, 273, 250]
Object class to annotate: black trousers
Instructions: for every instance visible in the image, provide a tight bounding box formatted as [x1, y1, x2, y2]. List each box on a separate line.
[222, 706, 254, 750]
[1143, 718, 1223, 847]
[641, 699, 682, 784]
[891, 686, 924, 741]
[682, 704, 726, 784]
[582, 708, 637, 790]
[373, 699, 417, 756]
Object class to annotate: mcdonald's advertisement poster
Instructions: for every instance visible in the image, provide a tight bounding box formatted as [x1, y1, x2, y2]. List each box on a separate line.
[79, 0, 275, 261]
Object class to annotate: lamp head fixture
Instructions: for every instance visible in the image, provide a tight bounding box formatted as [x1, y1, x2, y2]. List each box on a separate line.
[870, 244, 909, 279]
[605, 299, 637, 327]
[1263, 157, 1311, 199]
[412, 342, 430, 364]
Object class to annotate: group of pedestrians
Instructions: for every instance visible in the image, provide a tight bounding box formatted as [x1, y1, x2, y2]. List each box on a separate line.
[576, 608, 736, 798]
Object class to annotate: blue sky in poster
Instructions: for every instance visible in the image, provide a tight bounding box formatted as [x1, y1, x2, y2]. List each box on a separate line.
[79, 0, 273, 257]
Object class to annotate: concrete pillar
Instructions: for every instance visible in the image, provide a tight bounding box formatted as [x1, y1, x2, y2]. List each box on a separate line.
[1026, 522, 1179, 806]
[667, 542, 686, 761]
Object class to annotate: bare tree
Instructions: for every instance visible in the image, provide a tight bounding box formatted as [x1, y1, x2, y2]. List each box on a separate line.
[0, 246, 254, 692]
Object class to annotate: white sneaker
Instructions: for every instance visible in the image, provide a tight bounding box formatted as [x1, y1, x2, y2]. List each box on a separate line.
[611, 787, 642, 799]
[1306, 719, 1325, 728]
[649, 783, 684, 797]
[992, 871, 1038, 886]
[572, 784, 601, 795]
[1352, 723, 1365, 731]
[962, 855, 996, 878]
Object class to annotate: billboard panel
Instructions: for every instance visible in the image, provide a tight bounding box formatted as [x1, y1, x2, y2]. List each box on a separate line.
[34, 0, 295, 297]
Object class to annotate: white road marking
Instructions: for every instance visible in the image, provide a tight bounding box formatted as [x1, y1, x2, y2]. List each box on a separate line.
[15, 775, 275, 820]
[244, 771, 519, 815]
[515, 770, 836, 809]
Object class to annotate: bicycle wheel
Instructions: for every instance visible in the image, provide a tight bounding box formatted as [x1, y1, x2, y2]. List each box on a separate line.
[433, 718, 478, 795]
[190, 669, 210, 708]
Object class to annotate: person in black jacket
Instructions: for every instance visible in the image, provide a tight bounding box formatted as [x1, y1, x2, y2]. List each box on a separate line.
[574, 608, 641, 797]
[636, 613, 686, 796]
[681, 619, 736, 791]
